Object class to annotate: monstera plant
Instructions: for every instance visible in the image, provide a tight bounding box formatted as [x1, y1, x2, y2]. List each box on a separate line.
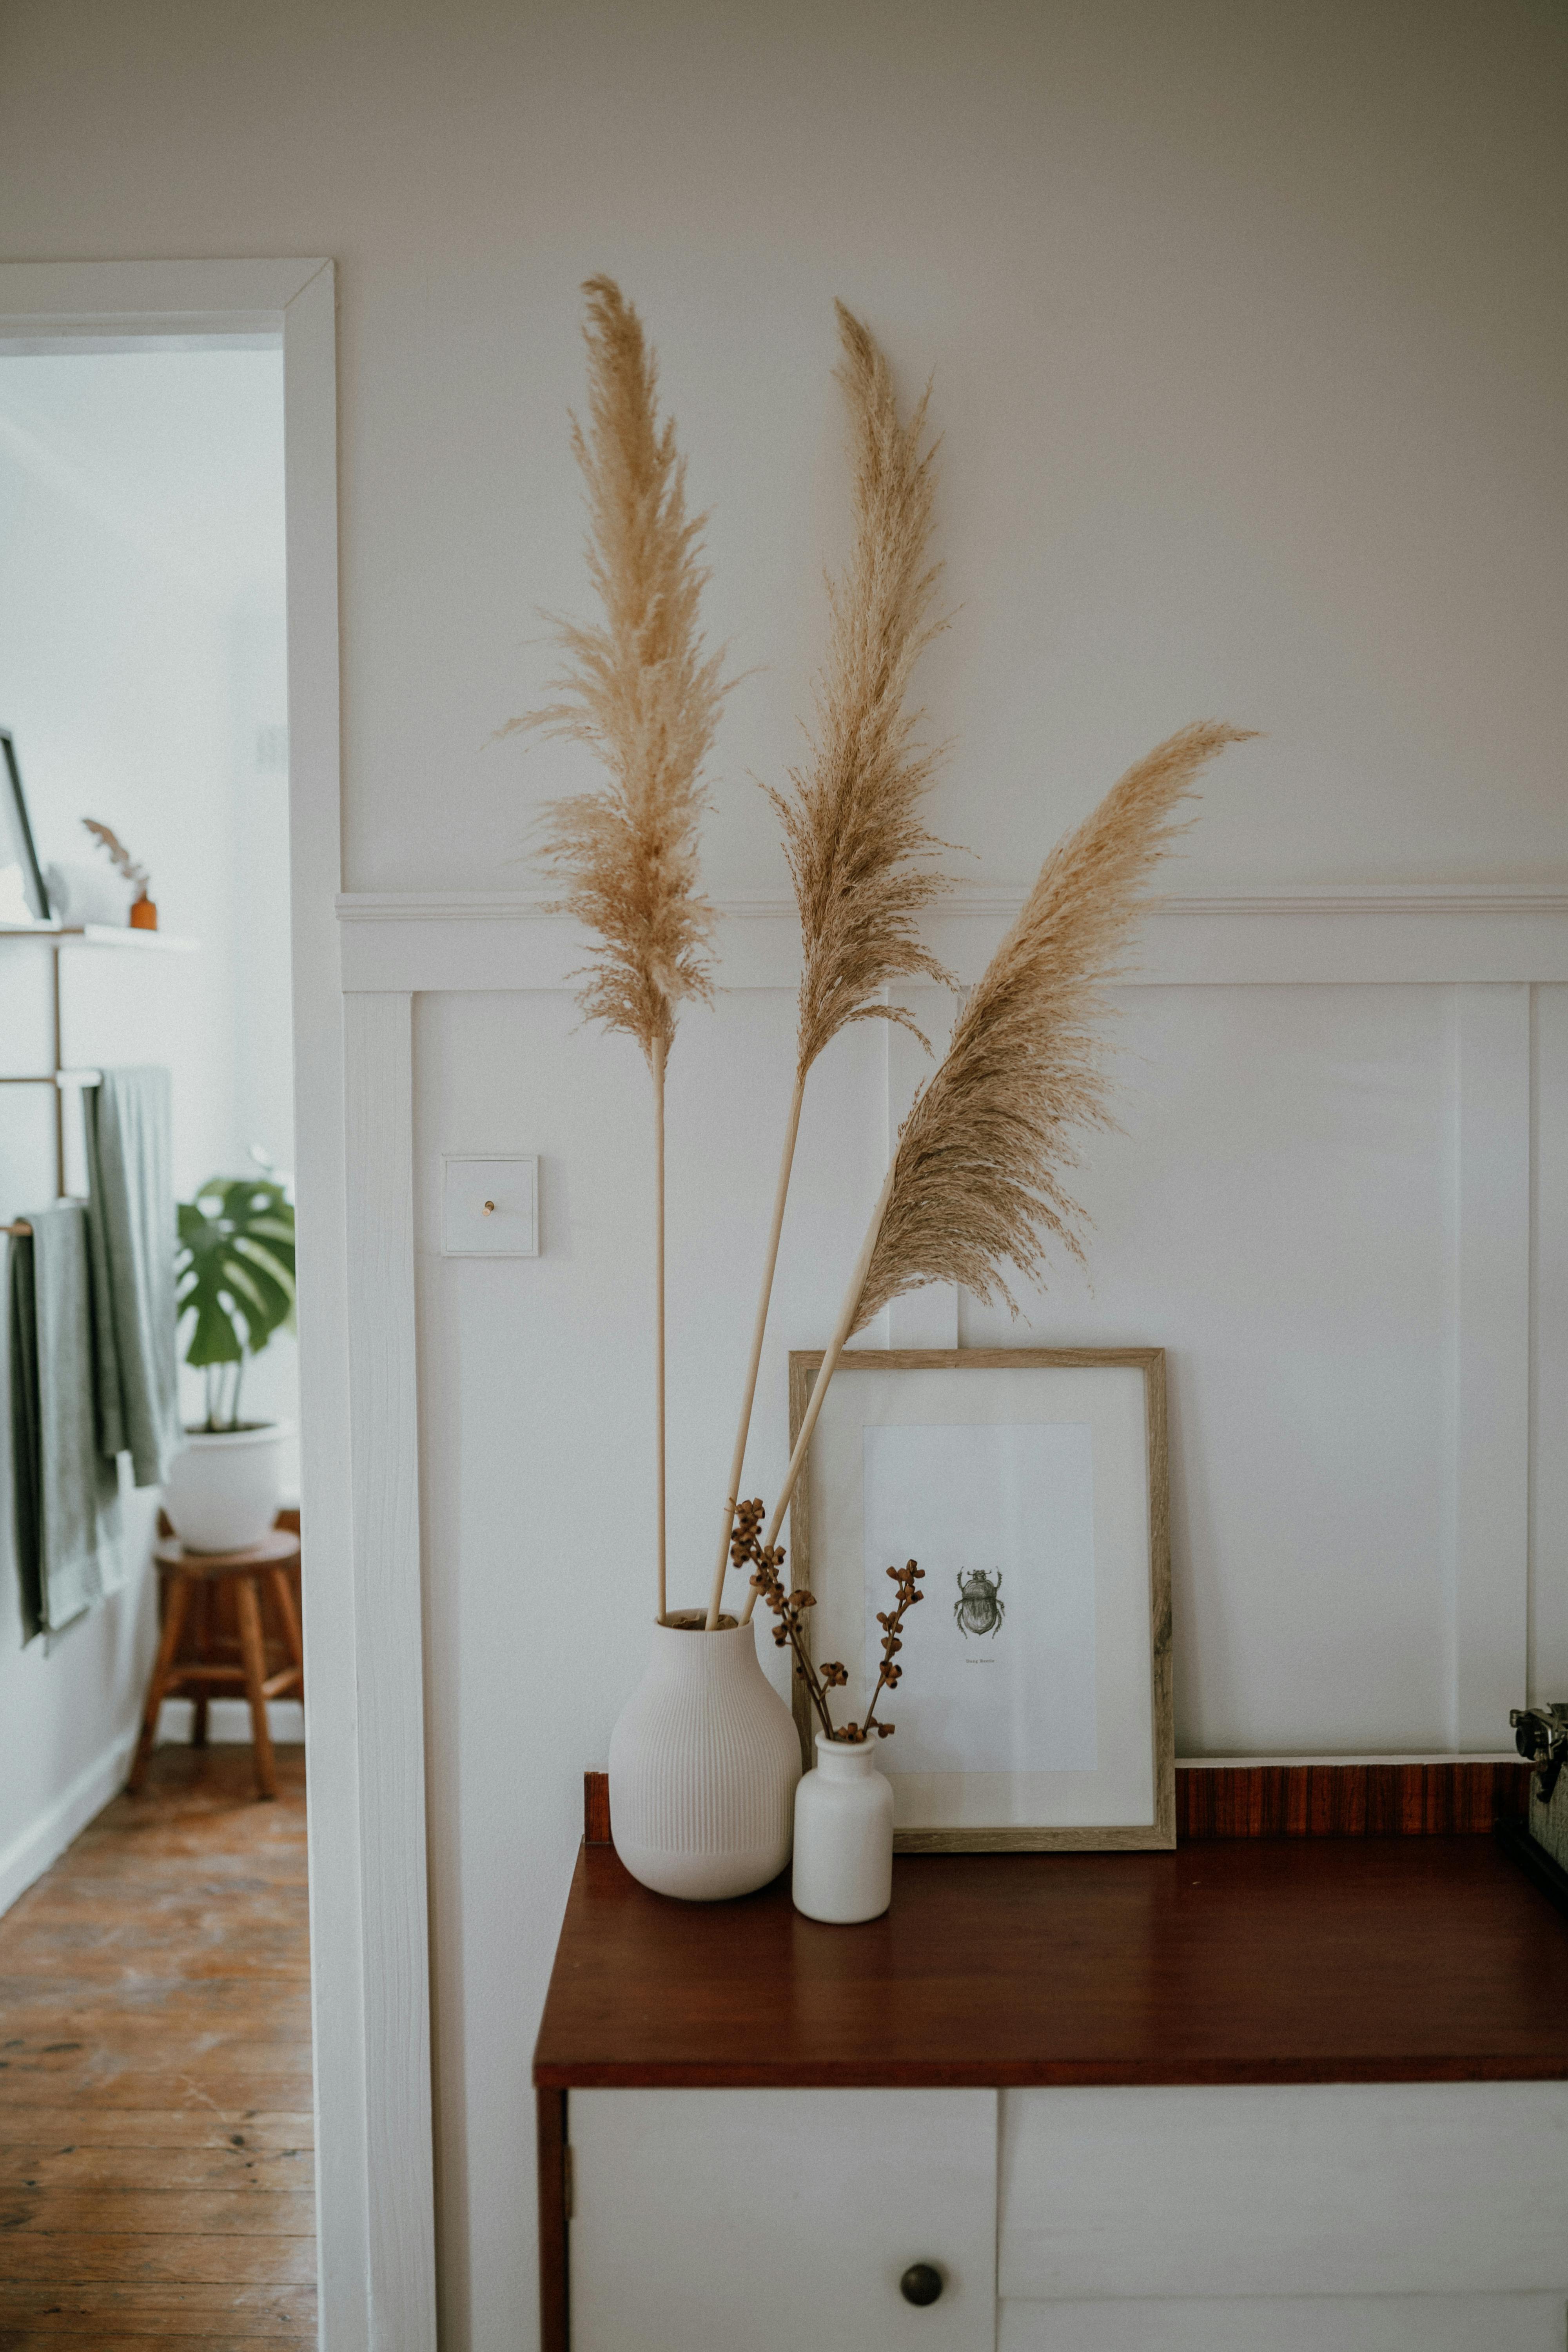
[176, 1171, 296, 1433]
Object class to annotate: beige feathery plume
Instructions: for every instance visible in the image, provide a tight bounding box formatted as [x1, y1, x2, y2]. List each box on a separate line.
[509, 277, 730, 1622]
[705, 302, 962, 1627]
[853, 720, 1255, 1327]
[508, 274, 728, 1066]
[741, 718, 1256, 1608]
[773, 299, 960, 1076]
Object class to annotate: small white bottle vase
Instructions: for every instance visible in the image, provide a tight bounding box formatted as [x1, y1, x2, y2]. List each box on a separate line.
[609, 1613, 802, 1902]
[791, 1733, 895, 1924]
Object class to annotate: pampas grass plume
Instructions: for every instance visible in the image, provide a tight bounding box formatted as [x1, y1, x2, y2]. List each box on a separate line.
[744, 718, 1257, 1590]
[506, 274, 728, 1065]
[771, 301, 960, 1074]
[509, 275, 732, 1625]
[706, 301, 962, 1624]
[853, 720, 1257, 1329]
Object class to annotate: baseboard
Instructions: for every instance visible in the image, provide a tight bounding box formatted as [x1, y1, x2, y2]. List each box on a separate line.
[157, 1698, 305, 1745]
[0, 1726, 137, 1918]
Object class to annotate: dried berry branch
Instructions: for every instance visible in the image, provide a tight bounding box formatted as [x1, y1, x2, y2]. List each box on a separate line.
[859, 1560, 924, 1740]
[731, 1499, 923, 1744]
[730, 1498, 834, 1740]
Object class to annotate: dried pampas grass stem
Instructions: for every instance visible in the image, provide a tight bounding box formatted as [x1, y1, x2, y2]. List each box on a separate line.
[855, 719, 1255, 1327]
[742, 719, 1256, 1611]
[510, 276, 731, 1621]
[775, 300, 958, 1082]
[509, 274, 727, 1068]
[707, 302, 962, 1628]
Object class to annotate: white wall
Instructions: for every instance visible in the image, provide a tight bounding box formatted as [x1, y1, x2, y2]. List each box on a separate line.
[4, 3, 1566, 2347]
[0, 347, 292, 1904]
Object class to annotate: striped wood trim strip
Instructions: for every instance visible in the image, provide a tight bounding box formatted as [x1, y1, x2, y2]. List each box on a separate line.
[1176, 1760, 1531, 1840]
[584, 1763, 1532, 1847]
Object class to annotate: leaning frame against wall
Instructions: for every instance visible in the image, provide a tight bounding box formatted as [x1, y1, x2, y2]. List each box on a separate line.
[789, 1346, 1175, 1849]
[0, 258, 438, 2352]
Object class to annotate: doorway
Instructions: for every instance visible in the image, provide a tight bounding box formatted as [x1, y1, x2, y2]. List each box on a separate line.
[0, 260, 417, 2350]
[0, 330, 309, 2333]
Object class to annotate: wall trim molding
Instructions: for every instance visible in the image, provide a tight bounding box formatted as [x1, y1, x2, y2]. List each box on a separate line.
[343, 990, 437, 2351]
[337, 883, 1568, 924]
[1454, 985, 1533, 1749]
[0, 1726, 136, 1918]
[337, 884, 1568, 994]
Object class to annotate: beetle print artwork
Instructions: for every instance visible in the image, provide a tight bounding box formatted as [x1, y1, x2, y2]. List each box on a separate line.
[863, 1421, 1097, 1773]
[953, 1568, 1005, 1639]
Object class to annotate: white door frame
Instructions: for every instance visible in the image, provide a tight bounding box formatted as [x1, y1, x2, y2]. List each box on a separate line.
[0, 258, 437, 2352]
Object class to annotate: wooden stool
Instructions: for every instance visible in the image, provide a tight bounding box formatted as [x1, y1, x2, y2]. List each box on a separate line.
[128, 1531, 303, 1801]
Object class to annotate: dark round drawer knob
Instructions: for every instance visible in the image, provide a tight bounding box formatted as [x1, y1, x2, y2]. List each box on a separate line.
[899, 2262, 944, 2307]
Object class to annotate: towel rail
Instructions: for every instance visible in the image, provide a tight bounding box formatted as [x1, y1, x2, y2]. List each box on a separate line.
[2, 935, 100, 1193]
[5, 1194, 91, 1237]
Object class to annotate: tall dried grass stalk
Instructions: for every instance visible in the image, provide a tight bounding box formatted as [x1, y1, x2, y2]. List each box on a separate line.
[508, 275, 727, 1065]
[741, 719, 1255, 1612]
[774, 300, 958, 1079]
[706, 302, 960, 1628]
[509, 276, 730, 1620]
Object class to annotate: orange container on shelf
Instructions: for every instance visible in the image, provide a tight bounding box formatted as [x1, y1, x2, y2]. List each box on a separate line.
[130, 897, 158, 930]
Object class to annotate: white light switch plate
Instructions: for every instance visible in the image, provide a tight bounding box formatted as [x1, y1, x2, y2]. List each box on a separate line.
[442, 1156, 539, 1256]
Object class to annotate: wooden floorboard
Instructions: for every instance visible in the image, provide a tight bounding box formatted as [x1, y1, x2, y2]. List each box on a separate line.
[0, 1747, 314, 2348]
[0, 2279, 315, 2332]
[0, 2114, 311, 2152]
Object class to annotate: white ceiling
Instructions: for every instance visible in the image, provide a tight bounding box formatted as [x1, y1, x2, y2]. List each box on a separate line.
[0, 345, 285, 617]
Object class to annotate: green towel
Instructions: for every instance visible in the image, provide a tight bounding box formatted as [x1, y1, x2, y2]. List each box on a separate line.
[84, 1066, 179, 1488]
[8, 1204, 123, 1642]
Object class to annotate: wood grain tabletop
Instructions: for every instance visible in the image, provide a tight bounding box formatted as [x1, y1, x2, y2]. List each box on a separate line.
[534, 1835, 1568, 2092]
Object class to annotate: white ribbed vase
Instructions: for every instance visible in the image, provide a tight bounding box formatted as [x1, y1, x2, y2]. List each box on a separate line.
[608, 1616, 802, 1901]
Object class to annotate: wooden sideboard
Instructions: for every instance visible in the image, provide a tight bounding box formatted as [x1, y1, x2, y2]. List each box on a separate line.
[534, 1780, 1568, 2351]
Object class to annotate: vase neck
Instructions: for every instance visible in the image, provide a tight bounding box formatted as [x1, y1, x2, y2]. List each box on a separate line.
[813, 1734, 881, 1778]
[644, 1615, 762, 1688]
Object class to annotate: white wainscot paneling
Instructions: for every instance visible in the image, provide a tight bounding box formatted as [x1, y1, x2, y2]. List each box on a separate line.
[570, 2088, 998, 2352]
[1533, 984, 1568, 1703]
[390, 914, 1567, 2350]
[998, 2084, 1568, 2303]
[343, 989, 437, 2351]
[412, 988, 890, 2349]
[1453, 983, 1531, 1745]
[961, 984, 1461, 1753]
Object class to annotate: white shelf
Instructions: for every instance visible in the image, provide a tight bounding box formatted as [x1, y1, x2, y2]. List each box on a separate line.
[0, 921, 198, 951]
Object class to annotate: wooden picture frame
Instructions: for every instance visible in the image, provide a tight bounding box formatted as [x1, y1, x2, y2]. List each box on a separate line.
[0, 730, 51, 923]
[786, 1347, 1174, 1851]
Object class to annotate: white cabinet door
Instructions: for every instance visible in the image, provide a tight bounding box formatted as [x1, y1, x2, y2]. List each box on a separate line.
[999, 2291, 1568, 2352]
[570, 2087, 997, 2352]
[999, 2082, 1568, 2301]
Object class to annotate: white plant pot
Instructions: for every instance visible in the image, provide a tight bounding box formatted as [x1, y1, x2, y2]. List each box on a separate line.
[163, 1423, 291, 1554]
[609, 1614, 802, 1901]
[791, 1732, 895, 1924]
